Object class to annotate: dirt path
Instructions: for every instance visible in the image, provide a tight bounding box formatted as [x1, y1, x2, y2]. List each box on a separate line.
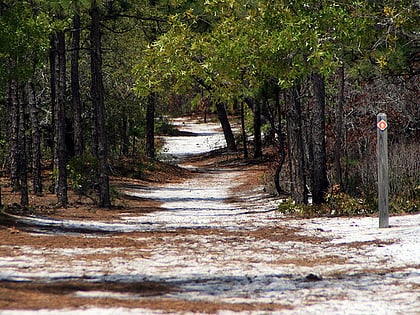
[0, 118, 419, 314]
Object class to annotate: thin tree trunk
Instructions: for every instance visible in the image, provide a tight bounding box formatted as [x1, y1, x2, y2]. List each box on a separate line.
[311, 72, 329, 204]
[333, 65, 345, 188]
[253, 99, 263, 159]
[121, 113, 129, 156]
[49, 36, 56, 192]
[18, 85, 29, 206]
[145, 92, 155, 158]
[90, 1, 111, 208]
[7, 78, 19, 191]
[71, 11, 83, 157]
[192, 76, 237, 152]
[274, 89, 286, 195]
[28, 80, 43, 196]
[286, 86, 308, 204]
[240, 100, 248, 159]
[145, 0, 157, 159]
[53, 30, 68, 206]
[215, 102, 237, 152]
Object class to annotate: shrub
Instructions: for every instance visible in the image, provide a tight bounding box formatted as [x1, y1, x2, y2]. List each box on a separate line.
[67, 154, 98, 198]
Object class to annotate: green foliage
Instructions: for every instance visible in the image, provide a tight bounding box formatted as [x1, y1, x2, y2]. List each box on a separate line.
[67, 154, 98, 196]
[391, 194, 420, 214]
[278, 191, 375, 218]
[134, 0, 418, 103]
[155, 117, 179, 135]
[0, 1, 51, 84]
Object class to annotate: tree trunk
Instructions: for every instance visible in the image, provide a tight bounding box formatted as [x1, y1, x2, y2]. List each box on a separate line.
[145, 0, 157, 159]
[274, 89, 286, 195]
[53, 30, 68, 206]
[215, 102, 237, 152]
[28, 80, 43, 196]
[49, 36, 56, 177]
[240, 100, 248, 159]
[121, 113, 129, 156]
[7, 78, 19, 191]
[71, 11, 84, 157]
[18, 85, 29, 206]
[145, 92, 155, 158]
[333, 65, 344, 188]
[286, 86, 308, 204]
[253, 99, 263, 159]
[90, 2, 111, 208]
[311, 72, 329, 204]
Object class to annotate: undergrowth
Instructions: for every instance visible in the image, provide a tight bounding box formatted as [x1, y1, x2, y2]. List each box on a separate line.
[278, 184, 420, 218]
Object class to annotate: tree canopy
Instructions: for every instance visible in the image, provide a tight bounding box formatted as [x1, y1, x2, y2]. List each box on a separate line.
[0, 0, 418, 210]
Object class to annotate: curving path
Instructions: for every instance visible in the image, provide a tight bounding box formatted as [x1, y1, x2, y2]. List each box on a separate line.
[0, 118, 419, 315]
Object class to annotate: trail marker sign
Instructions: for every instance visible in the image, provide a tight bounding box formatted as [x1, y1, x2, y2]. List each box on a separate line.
[377, 113, 389, 228]
[377, 119, 388, 131]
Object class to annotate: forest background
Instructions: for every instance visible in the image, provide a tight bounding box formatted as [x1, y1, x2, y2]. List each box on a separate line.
[0, 0, 419, 216]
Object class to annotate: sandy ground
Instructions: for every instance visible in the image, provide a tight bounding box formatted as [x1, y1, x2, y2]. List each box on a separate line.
[0, 117, 419, 314]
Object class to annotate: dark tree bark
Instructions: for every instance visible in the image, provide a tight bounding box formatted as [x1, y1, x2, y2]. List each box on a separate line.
[121, 113, 129, 156]
[90, 2, 111, 208]
[71, 11, 84, 157]
[244, 97, 262, 158]
[53, 30, 68, 206]
[274, 89, 286, 195]
[333, 66, 345, 188]
[215, 102, 237, 152]
[145, 0, 157, 159]
[18, 85, 29, 206]
[145, 92, 155, 158]
[240, 100, 248, 159]
[286, 86, 308, 204]
[7, 78, 29, 205]
[7, 78, 19, 191]
[311, 72, 329, 204]
[28, 80, 43, 196]
[49, 35, 57, 193]
[253, 99, 263, 159]
[192, 76, 237, 152]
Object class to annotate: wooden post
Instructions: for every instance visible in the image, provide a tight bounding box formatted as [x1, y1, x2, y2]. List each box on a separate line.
[377, 113, 389, 228]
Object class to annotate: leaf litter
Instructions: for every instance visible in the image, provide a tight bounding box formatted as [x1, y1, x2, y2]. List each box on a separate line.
[0, 117, 419, 314]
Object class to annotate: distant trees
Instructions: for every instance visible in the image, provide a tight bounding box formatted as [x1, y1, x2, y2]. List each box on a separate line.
[1, 1, 50, 205]
[0, 0, 418, 211]
[134, 0, 419, 205]
[0, 0, 163, 208]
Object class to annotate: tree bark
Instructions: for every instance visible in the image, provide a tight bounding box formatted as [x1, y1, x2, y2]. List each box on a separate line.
[286, 86, 308, 204]
[145, 92, 155, 158]
[274, 89, 286, 195]
[121, 113, 129, 156]
[333, 65, 344, 188]
[90, 1, 111, 208]
[71, 11, 84, 157]
[311, 72, 329, 204]
[240, 100, 248, 159]
[18, 85, 29, 206]
[145, 0, 157, 159]
[253, 99, 263, 159]
[28, 80, 43, 196]
[49, 36, 56, 175]
[215, 102, 237, 152]
[7, 78, 19, 191]
[53, 30, 68, 206]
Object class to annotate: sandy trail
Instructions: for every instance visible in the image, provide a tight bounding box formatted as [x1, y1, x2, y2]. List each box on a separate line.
[0, 118, 419, 314]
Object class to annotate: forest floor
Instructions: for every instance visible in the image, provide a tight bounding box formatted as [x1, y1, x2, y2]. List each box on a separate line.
[0, 117, 419, 315]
